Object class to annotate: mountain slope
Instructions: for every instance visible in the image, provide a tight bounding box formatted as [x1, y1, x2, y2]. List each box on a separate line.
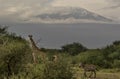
[30, 7, 113, 23]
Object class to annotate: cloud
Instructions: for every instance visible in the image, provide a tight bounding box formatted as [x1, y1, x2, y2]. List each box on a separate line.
[101, 5, 120, 10]
[51, 0, 108, 10]
[0, 0, 54, 23]
[0, 0, 120, 23]
[100, 0, 120, 9]
[109, 0, 120, 3]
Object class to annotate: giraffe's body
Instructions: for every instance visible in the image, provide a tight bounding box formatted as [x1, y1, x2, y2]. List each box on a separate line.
[28, 35, 46, 63]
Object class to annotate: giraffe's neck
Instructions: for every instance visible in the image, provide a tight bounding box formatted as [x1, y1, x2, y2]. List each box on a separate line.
[29, 37, 41, 51]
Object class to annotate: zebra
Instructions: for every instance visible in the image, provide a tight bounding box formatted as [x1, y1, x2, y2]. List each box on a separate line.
[79, 62, 98, 78]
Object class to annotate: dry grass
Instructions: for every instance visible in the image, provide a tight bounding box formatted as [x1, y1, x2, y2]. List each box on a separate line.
[75, 68, 120, 79]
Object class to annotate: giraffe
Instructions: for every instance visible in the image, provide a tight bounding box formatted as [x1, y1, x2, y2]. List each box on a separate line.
[79, 62, 98, 78]
[28, 35, 46, 64]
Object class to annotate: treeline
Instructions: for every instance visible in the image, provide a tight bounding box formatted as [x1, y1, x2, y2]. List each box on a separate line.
[42, 41, 120, 69]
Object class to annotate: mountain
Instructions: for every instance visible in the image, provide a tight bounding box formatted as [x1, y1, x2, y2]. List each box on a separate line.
[29, 7, 113, 23]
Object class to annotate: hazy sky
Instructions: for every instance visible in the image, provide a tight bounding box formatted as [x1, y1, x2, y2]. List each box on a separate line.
[0, 0, 120, 23]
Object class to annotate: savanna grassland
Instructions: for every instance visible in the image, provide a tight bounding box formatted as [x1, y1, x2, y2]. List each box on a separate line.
[75, 68, 120, 79]
[0, 26, 120, 79]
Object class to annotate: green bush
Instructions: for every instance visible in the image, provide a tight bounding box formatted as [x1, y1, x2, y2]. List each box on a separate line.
[8, 56, 76, 79]
[0, 33, 32, 78]
[43, 59, 75, 79]
[113, 60, 120, 68]
[77, 50, 105, 67]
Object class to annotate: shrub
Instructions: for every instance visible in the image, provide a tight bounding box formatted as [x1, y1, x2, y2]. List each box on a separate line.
[42, 56, 75, 79]
[0, 34, 32, 78]
[77, 50, 105, 67]
[113, 60, 120, 68]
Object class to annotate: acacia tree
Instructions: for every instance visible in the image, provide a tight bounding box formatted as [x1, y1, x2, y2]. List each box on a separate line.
[61, 42, 87, 55]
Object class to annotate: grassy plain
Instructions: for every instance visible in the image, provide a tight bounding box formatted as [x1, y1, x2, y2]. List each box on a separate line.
[76, 68, 120, 79]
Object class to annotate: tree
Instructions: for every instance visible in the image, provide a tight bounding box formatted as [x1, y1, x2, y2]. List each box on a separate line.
[113, 41, 120, 46]
[0, 25, 8, 34]
[61, 42, 87, 55]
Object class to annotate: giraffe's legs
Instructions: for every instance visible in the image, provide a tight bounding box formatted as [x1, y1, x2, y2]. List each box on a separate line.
[32, 52, 37, 64]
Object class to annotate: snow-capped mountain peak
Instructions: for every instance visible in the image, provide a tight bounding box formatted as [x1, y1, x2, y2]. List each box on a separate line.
[26, 7, 113, 24]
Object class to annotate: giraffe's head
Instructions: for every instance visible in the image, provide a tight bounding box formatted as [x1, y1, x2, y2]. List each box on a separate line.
[53, 55, 57, 58]
[28, 35, 33, 38]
